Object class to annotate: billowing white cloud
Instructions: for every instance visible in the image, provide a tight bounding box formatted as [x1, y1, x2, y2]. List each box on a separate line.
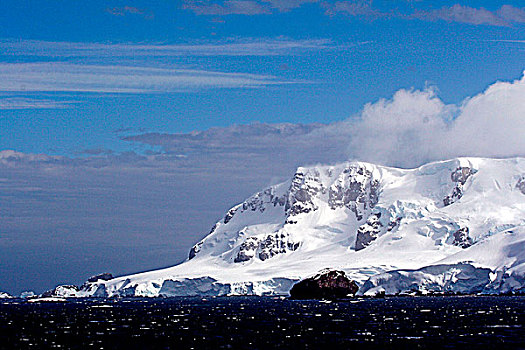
[337, 71, 525, 167]
[125, 71, 525, 168]
[445, 74, 525, 158]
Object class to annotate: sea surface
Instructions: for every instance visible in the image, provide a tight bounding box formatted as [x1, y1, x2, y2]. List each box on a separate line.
[0, 296, 524, 349]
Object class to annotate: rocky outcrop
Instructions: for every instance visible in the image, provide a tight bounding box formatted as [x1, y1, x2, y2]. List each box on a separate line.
[234, 237, 259, 263]
[289, 269, 359, 299]
[355, 210, 402, 251]
[87, 273, 114, 283]
[328, 165, 379, 220]
[234, 232, 299, 263]
[355, 212, 383, 251]
[517, 176, 525, 195]
[243, 188, 286, 213]
[452, 227, 473, 248]
[258, 233, 300, 261]
[285, 170, 324, 219]
[189, 241, 203, 260]
[444, 167, 476, 206]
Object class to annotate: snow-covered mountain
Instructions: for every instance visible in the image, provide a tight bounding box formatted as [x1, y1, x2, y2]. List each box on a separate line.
[0, 291, 12, 299]
[72, 157, 525, 297]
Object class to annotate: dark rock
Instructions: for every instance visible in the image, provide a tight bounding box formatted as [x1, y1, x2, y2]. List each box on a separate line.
[87, 273, 114, 283]
[234, 237, 259, 263]
[355, 212, 402, 251]
[452, 227, 473, 248]
[444, 167, 476, 206]
[223, 207, 238, 224]
[289, 269, 359, 299]
[328, 165, 380, 220]
[234, 232, 300, 263]
[258, 233, 300, 261]
[285, 170, 323, 217]
[517, 177, 525, 195]
[355, 212, 383, 251]
[242, 188, 287, 214]
[188, 241, 203, 260]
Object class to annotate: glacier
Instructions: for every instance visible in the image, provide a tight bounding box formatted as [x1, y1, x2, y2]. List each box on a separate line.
[57, 157, 525, 297]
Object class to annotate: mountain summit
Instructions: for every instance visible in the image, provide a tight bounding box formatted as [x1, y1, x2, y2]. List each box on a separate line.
[72, 157, 525, 297]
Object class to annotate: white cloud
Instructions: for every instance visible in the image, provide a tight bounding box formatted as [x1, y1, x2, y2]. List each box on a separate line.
[182, 0, 272, 15]
[445, 73, 525, 158]
[124, 71, 525, 168]
[0, 63, 292, 93]
[0, 97, 77, 110]
[413, 4, 525, 27]
[0, 38, 334, 58]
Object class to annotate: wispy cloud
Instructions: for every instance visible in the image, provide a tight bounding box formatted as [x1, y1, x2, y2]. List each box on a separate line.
[0, 38, 334, 58]
[182, 0, 272, 15]
[0, 97, 78, 110]
[0, 63, 292, 93]
[106, 6, 154, 20]
[413, 4, 525, 27]
[264, 0, 318, 12]
[323, 0, 384, 18]
[179, 1, 525, 28]
[182, 0, 319, 15]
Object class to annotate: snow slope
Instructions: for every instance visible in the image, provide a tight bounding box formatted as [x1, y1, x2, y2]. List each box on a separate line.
[77, 157, 525, 297]
[0, 291, 12, 299]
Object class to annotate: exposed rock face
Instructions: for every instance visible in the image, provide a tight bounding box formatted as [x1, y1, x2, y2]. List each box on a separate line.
[258, 233, 300, 261]
[355, 212, 383, 251]
[328, 165, 380, 220]
[189, 241, 203, 260]
[355, 209, 402, 251]
[234, 237, 259, 263]
[517, 176, 525, 195]
[87, 273, 114, 283]
[244, 188, 286, 213]
[223, 207, 238, 224]
[444, 167, 476, 206]
[285, 170, 323, 219]
[235, 232, 299, 263]
[289, 269, 359, 299]
[452, 227, 473, 248]
[190, 187, 288, 260]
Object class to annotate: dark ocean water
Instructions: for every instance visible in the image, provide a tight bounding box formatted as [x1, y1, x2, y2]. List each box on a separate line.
[0, 296, 524, 349]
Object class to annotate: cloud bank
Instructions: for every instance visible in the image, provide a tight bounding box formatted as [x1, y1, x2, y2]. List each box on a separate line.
[126, 71, 525, 168]
[182, 1, 525, 27]
[414, 4, 525, 27]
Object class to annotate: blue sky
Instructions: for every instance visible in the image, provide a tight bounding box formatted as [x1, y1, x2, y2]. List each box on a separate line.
[1, 0, 525, 294]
